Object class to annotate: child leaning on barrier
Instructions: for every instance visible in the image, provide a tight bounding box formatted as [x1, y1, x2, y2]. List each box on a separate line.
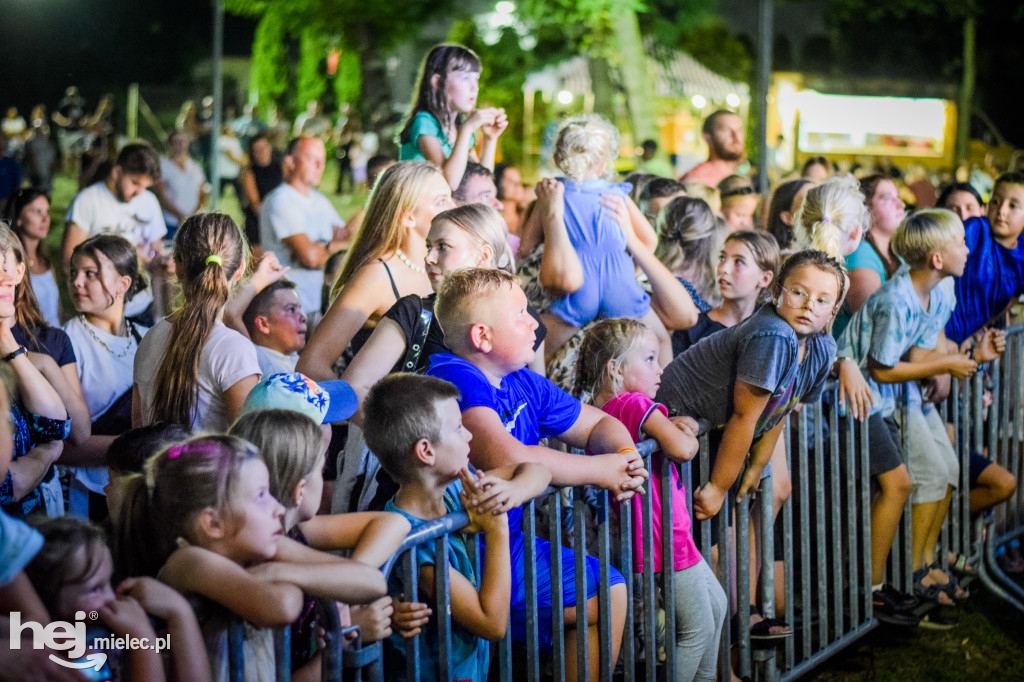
[363, 372, 551, 682]
[576, 319, 727, 682]
[656, 250, 842, 521]
[24, 516, 210, 682]
[837, 209, 1005, 621]
[425, 267, 646, 679]
[127, 435, 388, 682]
[229, 373, 413, 676]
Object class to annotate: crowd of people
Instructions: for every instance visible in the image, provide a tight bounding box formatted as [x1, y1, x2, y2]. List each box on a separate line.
[2, 41, 1023, 682]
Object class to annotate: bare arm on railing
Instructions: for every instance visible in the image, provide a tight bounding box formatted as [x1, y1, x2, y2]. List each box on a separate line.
[252, 535, 388, 605]
[737, 418, 786, 498]
[640, 413, 699, 463]
[117, 577, 212, 682]
[300, 512, 412, 567]
[692, 379, 771, 520]
[417, 469, 511, 642]
[463, 462, 552, 515]
[868, 346, 977, 384]
[160, 546, 304, 628]
[461, 403, 648, 502]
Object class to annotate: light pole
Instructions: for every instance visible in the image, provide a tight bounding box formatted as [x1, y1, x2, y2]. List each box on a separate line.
[210, 0, 224, 209]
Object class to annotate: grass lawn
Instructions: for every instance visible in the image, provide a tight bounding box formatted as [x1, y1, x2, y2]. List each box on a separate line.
[804, 580, 1024, 681]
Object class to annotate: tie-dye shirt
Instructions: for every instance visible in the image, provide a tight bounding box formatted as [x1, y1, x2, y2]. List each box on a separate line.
[837, 267, 956, 418]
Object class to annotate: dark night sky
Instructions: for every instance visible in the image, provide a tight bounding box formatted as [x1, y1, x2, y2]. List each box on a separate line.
[0, 0, 256, 112]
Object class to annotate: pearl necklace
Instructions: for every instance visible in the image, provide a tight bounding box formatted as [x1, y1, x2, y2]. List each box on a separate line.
[395, 249, 426, 274]
[82, 318, 136, 359]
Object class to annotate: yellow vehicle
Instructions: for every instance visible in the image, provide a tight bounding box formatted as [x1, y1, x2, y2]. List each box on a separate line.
[769, 72, 1017, 174]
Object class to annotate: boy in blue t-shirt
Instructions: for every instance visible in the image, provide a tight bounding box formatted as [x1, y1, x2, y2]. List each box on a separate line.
[838, 209, 1004, 622]
[945, 172, 1024, 343]
[363, 373, 550, 682]
[425, 267, 648, 677]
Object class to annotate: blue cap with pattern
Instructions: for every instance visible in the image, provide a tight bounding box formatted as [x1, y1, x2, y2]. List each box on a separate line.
[241, 373, 358, 424]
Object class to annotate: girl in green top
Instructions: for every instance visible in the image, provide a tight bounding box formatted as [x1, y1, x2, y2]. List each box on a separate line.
[398, 44, 507, 189]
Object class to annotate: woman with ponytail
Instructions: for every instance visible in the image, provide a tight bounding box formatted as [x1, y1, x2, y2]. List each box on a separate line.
[133, 213, 260, 431]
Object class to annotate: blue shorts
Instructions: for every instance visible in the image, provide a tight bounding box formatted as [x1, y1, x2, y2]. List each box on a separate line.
[548, 258, 650, 328]
[968, 451, 994, 489]
[507, 531, 625, 652]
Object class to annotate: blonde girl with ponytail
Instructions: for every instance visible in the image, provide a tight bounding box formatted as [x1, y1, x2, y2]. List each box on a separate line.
[133, 213, 261, 431]
[792, 175, 868, 262]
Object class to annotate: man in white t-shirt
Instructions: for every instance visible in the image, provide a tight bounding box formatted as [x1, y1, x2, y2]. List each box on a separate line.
[62, 142, 165, 317]
[242, 280, 307, 377]
[156, 130, 207, 235]
[260, 136, 348, 313]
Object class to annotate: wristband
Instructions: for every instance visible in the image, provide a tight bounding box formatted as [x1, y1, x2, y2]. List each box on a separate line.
[618, 447, 638, 454]
[2, 346, 26, 362]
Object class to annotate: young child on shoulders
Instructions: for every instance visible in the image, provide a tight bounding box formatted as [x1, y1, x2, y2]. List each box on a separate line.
[25, 516, 210, 682]
[576, 318, 726, 682]
[363, 372, 550, 682]
[398, 44, 507, 189]
[426, 267, 647, 679]
[540, 114, 673, 364]
[837, 208, 1005, 623]
[130, 434, 388, 682]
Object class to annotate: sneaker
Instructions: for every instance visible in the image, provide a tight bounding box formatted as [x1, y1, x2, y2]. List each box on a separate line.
[918, 610, 959, 630]
[872, 590, 921, 626]
[877, 585, 921, 611]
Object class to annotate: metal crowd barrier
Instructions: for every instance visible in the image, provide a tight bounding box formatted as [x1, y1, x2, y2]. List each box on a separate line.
[976, 325, 1024, 611]
[226, 338, 1024, 680]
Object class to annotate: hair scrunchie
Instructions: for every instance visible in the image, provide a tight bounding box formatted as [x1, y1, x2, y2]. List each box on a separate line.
[205, 255, 223, 267]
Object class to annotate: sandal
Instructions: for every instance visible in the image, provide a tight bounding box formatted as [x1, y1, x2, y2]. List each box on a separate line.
[929, 564, 969, 601]
[948, 553, 977, 577]
[730, 605, 792, 642]
[913, 568, 956, 606]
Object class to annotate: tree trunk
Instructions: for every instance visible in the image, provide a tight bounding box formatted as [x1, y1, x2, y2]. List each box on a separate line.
[353, 22, 394, 148]
[610, 5, 656, 143]
[588, 56, 615, 120]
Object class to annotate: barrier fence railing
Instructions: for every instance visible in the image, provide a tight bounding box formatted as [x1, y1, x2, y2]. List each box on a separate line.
[227, 331, 1024, 681]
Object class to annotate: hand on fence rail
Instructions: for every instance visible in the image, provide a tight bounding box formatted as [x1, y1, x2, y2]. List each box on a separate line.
[392, 597, 432, 638]
[971, 327, 1006, 362]
[837, 356, 874, 420]
[350, 596, 395, 642]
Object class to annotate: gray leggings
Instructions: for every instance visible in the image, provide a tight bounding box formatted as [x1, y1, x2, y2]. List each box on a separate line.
[673, 559, 728, 682]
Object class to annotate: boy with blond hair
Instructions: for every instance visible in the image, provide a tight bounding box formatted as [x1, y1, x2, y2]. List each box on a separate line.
[364, 373, 550, 682]
[426, 267, 648, 677]
[839, 208, 1005, 625]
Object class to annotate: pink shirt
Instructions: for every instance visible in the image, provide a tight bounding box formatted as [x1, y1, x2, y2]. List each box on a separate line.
[679, 159, 736, 188]
[603, 392, 702, 572]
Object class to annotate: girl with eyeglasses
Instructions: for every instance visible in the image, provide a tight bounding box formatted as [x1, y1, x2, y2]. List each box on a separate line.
[655, 249, 844, 521]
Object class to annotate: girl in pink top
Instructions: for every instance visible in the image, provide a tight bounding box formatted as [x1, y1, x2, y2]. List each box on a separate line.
[576, 318, 726, 682]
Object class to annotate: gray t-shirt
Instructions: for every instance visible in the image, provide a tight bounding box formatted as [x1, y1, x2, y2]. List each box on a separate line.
[655, 305, 836, 439]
